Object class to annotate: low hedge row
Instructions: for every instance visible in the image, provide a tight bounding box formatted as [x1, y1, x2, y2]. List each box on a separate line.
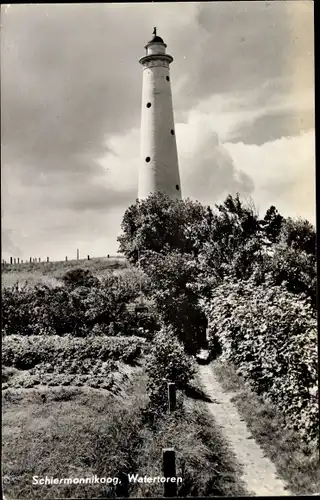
[2, 372, 116, 390]
[2, 335, 145, 371]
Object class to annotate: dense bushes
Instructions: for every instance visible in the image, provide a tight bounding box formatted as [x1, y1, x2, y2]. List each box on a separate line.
[117, 192, 317, 443]
[2, 269, 158, 337]
[202, 279, 318, 441]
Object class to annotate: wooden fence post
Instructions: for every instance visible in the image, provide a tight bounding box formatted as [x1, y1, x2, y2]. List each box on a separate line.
[17, 258, 20, 264]
[30, 257, 32, 263]
[168, 382, 176, 413]
[14, 258, 16, 264]
[77, 248, 79, 260]
[10, 257, 13, 264]
[65, 256, 68, 262]
[47, 256, 49, 262]
[163, 448, 177, 497]
[87, 254, 90, 260]
[116, 472, 129, 497]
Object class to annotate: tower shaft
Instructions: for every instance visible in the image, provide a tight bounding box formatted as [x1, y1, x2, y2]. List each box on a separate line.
[138, 33, 181, 200]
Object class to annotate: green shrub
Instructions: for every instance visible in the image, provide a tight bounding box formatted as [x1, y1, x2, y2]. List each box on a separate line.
[202, 279, 318, 441]
[2, 284, 36, 336]
[1, 284, 87, 336]
[61, 268, 99, 289]
[145, 326, 196, 417]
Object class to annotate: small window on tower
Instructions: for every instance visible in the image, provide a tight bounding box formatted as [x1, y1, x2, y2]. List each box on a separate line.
[176, 185, 180, 191]
[146, 102, 151, 108]
[145, 157, 151, 162]
[166, 76, 170, 81]
[171, 130, 175, 135]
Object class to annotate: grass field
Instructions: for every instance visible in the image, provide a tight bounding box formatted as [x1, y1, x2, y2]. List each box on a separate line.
[1, 257, 127, 288]
[2, 371, 148, 499]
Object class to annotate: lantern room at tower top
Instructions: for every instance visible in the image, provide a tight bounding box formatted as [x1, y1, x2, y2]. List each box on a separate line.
[139, 27, 173, 60]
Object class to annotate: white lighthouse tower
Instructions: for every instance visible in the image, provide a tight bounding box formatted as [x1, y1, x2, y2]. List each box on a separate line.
[138, 28, 182, 200]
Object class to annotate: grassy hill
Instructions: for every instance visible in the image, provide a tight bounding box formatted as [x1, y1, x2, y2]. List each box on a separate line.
[1, 256, 128, 288]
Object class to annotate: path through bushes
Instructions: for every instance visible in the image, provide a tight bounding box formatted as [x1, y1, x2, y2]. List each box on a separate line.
[199, 363, 292, 496]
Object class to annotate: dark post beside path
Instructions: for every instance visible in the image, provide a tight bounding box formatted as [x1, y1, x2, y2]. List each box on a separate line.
[10, 257, 13, 264]
[168, 382, 176, 413]
[116, 472, 129, 497]
[87, 254, 90, 260]
[65, 256, 68, 262]
[47, 256, 49, 262]
[162, 447, 177, 497]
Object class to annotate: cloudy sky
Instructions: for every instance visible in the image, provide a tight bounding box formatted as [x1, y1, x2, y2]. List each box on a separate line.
[1, 1, 315, 261]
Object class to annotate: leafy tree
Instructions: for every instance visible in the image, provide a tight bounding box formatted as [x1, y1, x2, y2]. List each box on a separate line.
[280, 217, 316, 255]
[118, 192, 267, 350]
[260, 205, 285, 244]
[197, 194, 263, 286]
[253, 244, 317, 308]
[139, 251, 207, 353]
[117, 192, 214, 263]
[214, 193, 260, 242]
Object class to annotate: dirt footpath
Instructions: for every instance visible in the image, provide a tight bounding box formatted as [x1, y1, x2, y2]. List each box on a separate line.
[199, 364, 292, 496]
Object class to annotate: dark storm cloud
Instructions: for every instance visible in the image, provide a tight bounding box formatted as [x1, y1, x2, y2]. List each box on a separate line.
[41, 182, 137, 212]
[1, 3, 146, 192]
[172, 1, 314, 117]
[226, 108, 315, 146]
